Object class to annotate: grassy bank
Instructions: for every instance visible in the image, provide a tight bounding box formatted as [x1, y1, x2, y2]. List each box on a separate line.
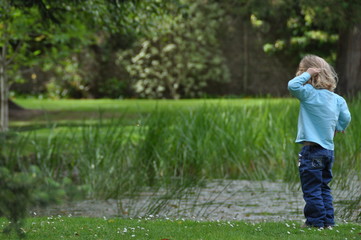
[1, 217, 360, 240]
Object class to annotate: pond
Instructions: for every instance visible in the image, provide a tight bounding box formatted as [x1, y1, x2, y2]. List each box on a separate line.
[32, 180, 359, 222]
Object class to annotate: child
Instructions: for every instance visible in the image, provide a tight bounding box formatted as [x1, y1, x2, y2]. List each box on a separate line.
[288, 55, 351, 228]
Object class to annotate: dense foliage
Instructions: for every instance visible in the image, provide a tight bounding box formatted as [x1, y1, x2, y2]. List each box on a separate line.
[243, 0, 361, 66]
[1, 0, 182, 99]
[2, 0, 361, 100]
[119, 1, 230, 99]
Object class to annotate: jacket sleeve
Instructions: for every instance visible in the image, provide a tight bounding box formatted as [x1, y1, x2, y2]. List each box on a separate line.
[336, 97, 351, 131]
[287, 72, 312, 101]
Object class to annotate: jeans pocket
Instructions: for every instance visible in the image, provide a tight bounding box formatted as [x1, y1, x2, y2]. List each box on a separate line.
[311, 158, 323, 169]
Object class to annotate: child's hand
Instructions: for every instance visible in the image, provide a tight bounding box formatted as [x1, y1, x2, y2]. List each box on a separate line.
[306, 68, 321, 76]
[334, 130, 345, 136]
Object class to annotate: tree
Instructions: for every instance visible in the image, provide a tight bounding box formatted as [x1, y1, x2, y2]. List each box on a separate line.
[0, 0, 178, 131]
[235, 0, 361, 95]
[292, 0, 361, 95]
[0, 0, 90, 131]
[336, 23, 361, 95]
[0, 1, 39, 132]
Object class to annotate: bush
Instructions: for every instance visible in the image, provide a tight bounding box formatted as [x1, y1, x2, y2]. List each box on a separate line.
[0, 166, 65, 238]
[118, 0, 230, 99]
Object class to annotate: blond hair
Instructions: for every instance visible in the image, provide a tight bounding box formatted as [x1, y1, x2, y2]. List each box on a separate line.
[296, 55, 338, 91]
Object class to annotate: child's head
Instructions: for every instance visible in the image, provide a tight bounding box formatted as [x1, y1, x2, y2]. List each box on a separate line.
[296, 55, 338, 92]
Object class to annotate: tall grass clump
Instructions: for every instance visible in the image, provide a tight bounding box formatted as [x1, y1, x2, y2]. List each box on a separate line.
[333, 96, 361, 221]
[26, 119, 141, 199]
[134, 101, 301, 182]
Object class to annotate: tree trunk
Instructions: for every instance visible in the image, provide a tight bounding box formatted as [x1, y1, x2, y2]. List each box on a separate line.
[0, 41, 9, 132]
[0, 0, 10, 132]
[243, 21, 249, 93]
[336, 24, 361, 96]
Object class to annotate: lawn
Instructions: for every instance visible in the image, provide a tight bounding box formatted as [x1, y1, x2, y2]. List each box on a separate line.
[10, 98, 293, 125]
[1, 217, 360, 240]
[13, 98, 291, 112]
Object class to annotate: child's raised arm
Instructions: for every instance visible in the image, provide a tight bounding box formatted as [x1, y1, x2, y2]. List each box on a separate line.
[336, 97, 351, 132]
[288, 68, 321, 101]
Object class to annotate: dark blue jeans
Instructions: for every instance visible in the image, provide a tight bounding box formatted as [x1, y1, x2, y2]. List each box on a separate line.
[298, 145, 335, 228]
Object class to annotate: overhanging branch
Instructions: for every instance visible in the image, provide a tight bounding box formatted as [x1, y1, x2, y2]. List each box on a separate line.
[5, 41, 23, 66]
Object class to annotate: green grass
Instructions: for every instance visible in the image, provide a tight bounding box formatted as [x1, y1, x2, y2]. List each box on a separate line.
[1, 217, 360, 240]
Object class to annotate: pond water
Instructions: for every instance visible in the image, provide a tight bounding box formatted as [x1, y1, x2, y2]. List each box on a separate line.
[32, 180, 359, 222]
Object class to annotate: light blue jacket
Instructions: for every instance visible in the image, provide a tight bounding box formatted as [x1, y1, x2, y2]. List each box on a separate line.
[288, 72, 351, 150]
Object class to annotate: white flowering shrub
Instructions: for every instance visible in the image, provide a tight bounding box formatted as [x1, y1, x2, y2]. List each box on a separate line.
[118, 1, 230, 99]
